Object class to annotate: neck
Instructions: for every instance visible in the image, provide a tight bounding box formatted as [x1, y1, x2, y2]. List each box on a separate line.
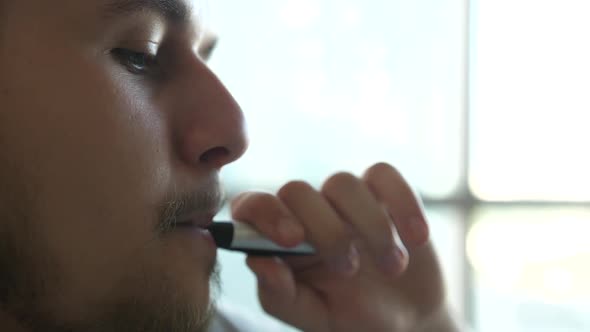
[0, 309, 30, 332]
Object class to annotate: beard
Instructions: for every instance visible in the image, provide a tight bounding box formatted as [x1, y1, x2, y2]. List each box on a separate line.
[0, 236, 220, 332]
[0, 162, 221, 332]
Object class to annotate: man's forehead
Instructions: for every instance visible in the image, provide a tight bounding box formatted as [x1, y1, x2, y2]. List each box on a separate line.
[101, 0, 195, 24]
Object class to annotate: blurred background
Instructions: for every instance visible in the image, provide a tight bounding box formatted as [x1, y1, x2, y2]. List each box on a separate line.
[203, 0, 590, 331]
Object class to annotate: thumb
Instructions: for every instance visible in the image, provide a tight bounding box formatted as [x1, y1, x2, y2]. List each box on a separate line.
[246, 256, 330, 332]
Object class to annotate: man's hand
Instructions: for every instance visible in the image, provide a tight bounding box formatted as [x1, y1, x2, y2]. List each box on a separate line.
[231, 163, 460, 332]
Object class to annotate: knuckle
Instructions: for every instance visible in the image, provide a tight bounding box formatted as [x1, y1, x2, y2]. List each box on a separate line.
[321, 172, 359, 195]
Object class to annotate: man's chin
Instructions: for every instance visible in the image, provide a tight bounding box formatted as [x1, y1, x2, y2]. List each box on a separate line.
[166, 248, 221, 305]
[79, 261, 221, 332]
[95, 264, 221, 332]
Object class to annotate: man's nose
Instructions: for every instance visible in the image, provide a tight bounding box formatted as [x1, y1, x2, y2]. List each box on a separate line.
[170, 57, 248, 170]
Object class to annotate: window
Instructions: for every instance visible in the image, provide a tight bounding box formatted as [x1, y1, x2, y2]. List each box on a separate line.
[469, 1, 590, 331]
[207, 1, 589, 331]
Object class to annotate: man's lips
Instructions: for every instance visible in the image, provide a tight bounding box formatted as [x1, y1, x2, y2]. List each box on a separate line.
[167, 214, 218, 254]
[174, 213, 215, 229]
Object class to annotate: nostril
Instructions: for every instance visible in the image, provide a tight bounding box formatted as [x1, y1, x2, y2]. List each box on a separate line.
[199, 146, 230, 167]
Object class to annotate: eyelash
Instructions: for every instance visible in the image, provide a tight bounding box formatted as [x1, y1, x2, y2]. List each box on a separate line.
[111, 48, 159, 76]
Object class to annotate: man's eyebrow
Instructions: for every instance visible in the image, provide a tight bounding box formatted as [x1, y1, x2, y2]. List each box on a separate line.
[102, 0, 191, 23]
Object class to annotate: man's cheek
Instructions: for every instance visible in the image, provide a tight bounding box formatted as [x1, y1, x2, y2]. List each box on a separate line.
[36, 218, 148, 316]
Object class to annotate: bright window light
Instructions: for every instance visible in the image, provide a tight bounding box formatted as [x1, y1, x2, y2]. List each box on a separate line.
[470, 0, 590, 202]
[468, 207, 590, 332]
[208, 0, 466, 199]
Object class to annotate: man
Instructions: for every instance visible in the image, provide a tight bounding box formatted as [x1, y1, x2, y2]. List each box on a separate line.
[0, 0, 462, 331]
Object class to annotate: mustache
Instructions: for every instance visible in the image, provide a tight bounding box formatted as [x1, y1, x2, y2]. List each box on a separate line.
[156, 179, 225, 234]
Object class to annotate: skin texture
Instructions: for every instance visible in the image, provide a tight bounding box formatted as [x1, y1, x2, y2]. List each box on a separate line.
[0, 0, 246, 331]
[0, 0, 460, 331]
[236, 164, 459, 332]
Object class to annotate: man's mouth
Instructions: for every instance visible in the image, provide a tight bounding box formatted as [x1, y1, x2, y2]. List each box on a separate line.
[168, 213, 218, 251]
[158, 176, 225, 233]
[173, 214, 215, 230]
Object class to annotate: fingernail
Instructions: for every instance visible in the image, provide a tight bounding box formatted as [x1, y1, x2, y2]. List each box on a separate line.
[379, 247, 404, 276]
[329, 244, 360, 276]
[276, 217, 303, 241]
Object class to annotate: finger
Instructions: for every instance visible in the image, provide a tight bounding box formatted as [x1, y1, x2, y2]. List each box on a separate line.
[398, 242, 446, 312]
[362, 162, 429, 250]
[321, 172, 406, 276]
[246, 256, 330, 332]
[277, 181, 359, 276]
[362, 165, 446, 309]
[231, 191, 305, 247]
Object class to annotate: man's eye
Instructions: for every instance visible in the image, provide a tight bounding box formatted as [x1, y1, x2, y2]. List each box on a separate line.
[111, 48, 158, 75]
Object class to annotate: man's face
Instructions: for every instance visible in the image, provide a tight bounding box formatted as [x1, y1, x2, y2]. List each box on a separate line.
[0, 0, 247, 331]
